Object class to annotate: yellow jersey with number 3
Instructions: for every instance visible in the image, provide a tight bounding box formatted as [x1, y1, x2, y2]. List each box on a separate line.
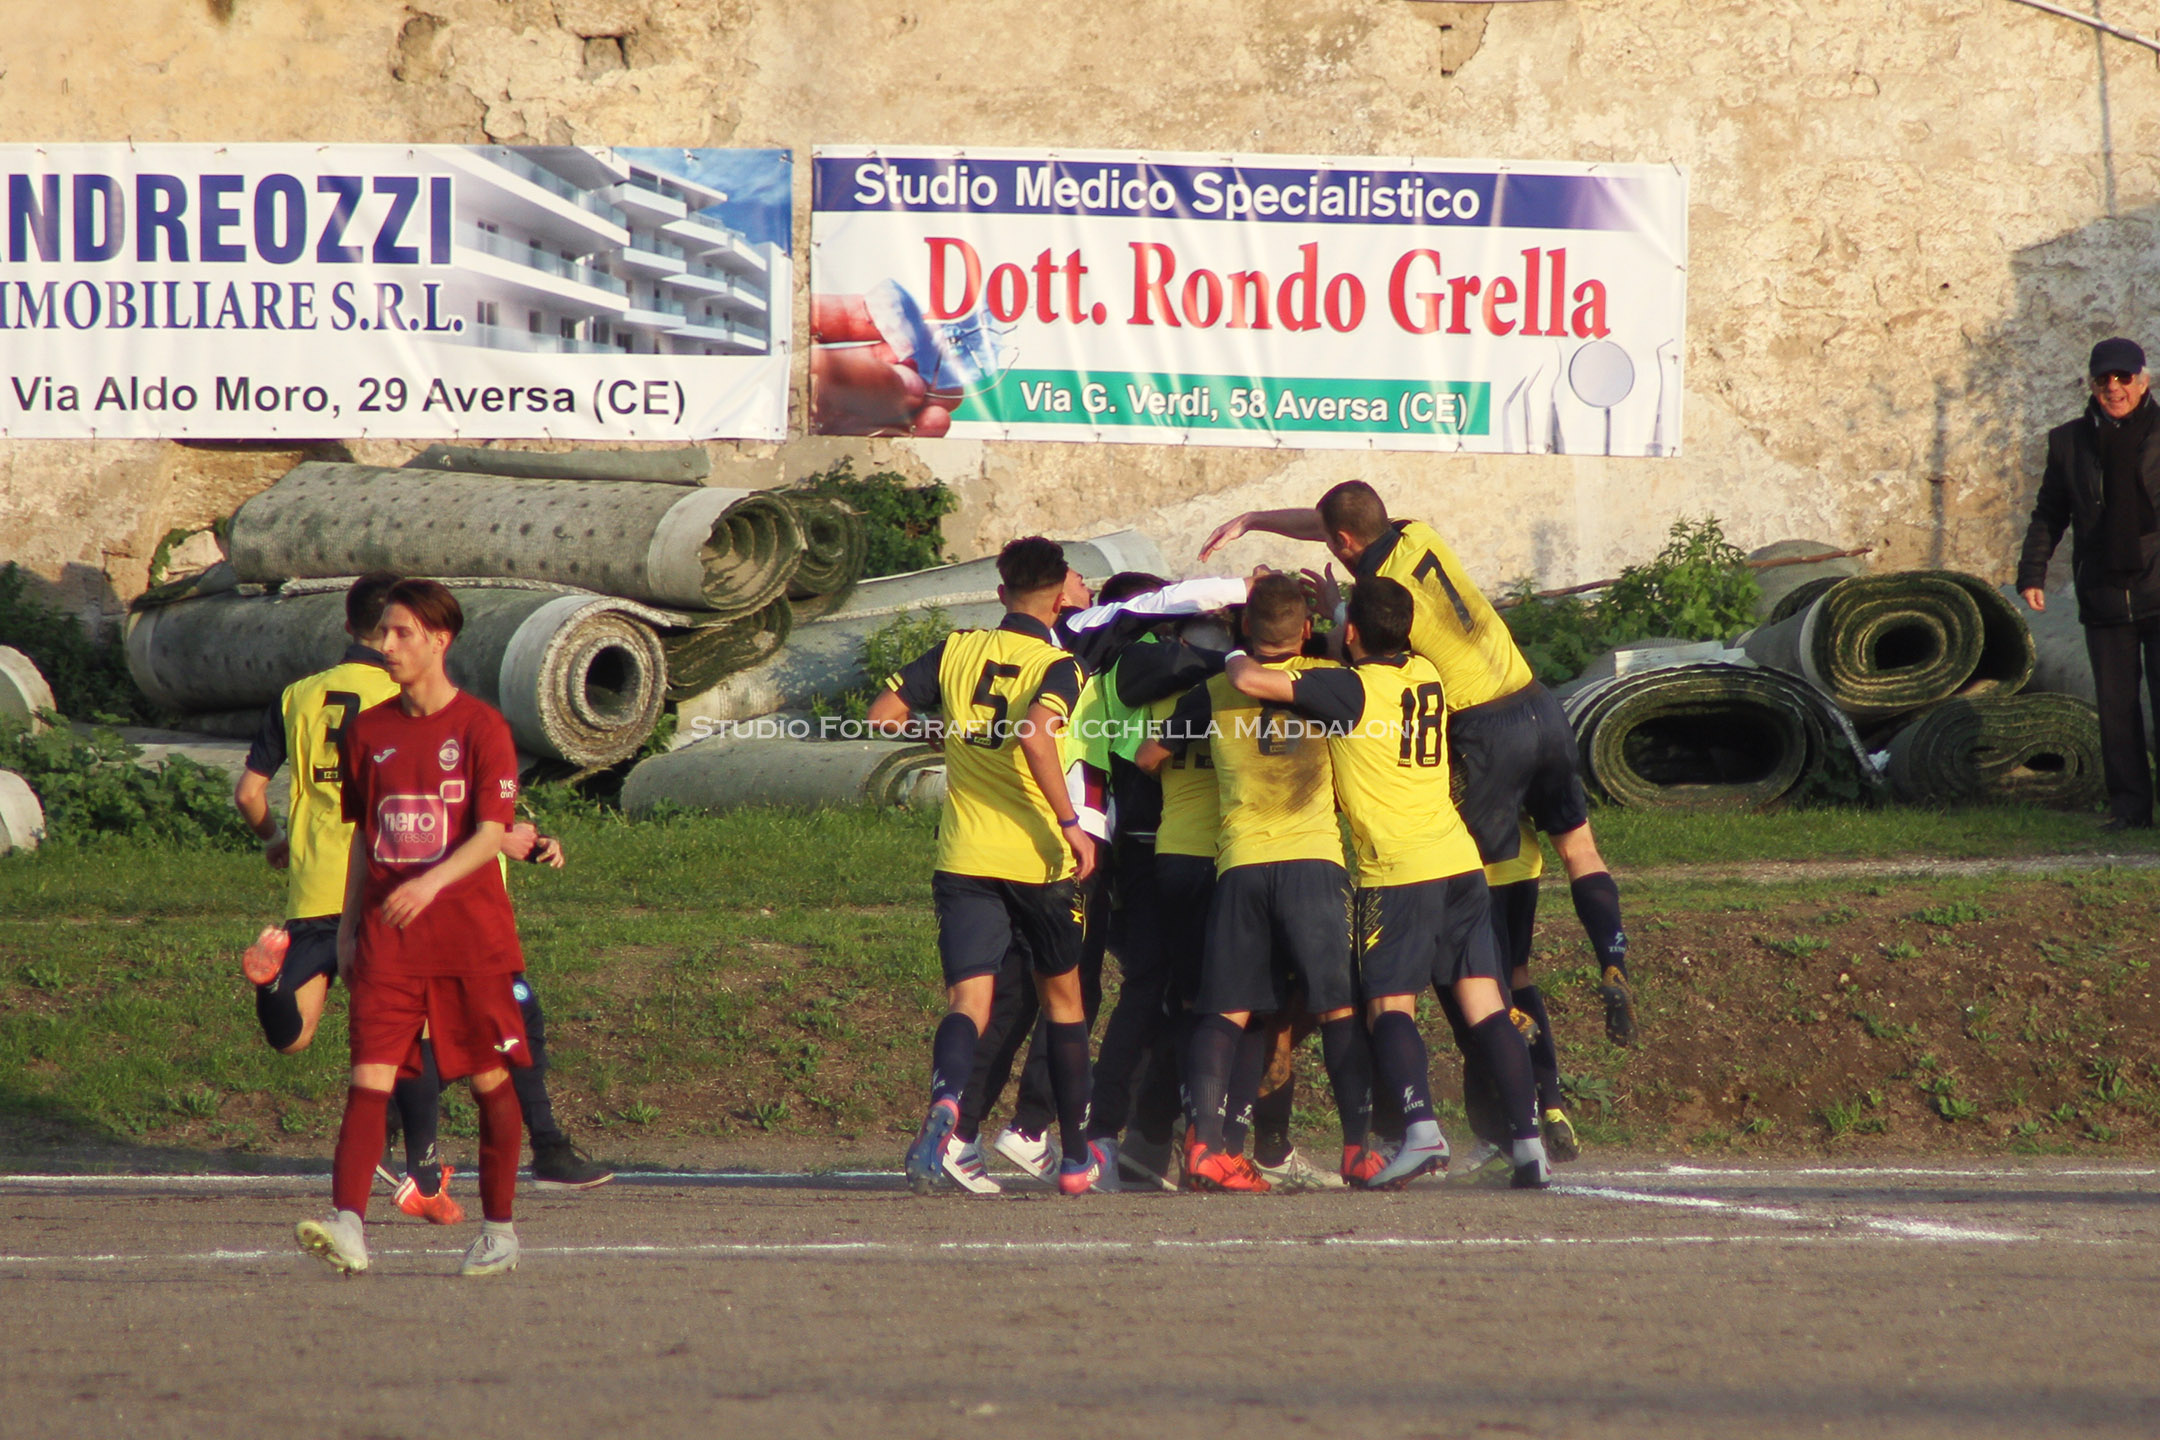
[1165, 656, 1343, 874]
[1363, 519, 1534, 712]
[1304, 653, 1483, 888]
[886, 615, 1082, 884]
[278, 659, 401, 920]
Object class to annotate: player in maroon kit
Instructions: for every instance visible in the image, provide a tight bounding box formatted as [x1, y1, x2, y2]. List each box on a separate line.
[295, 579, 532, 1278]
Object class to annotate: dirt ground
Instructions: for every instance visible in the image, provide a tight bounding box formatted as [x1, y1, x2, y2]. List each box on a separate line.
[6, 1160, 2160, 1439]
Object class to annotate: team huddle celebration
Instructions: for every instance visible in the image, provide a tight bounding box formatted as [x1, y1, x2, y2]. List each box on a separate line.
[254, 478, 1637, 1275]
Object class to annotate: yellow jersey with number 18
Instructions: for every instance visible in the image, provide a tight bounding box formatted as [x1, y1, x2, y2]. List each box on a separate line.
[1365, 519, 1534, 712]
[281, 659, 402, 920]
[1318, 654, 1483, 888]
[886, 615, 1083, 884]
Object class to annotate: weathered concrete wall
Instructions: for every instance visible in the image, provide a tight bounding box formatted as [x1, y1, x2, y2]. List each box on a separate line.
[5, 0, 2159, 619]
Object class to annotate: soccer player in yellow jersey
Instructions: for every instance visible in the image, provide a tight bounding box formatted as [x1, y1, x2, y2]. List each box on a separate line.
[1137, 574, 1372, 1192]
[1203, 481, 1637, 1048]
[869, 538, 1105, 1196]
[235, 573, 406, 1059]
[1224, 578, 1550, 1190]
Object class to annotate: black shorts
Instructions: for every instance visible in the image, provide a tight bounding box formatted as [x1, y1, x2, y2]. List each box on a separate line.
[1197, 860, 1355, 1017]
[932, 871, 1086, 987]
[1449, 682, 1590, 862]
[1155, 852, 1217, 1008]
[277, 915, 342, 995]
[1355, 871, 1503, 998]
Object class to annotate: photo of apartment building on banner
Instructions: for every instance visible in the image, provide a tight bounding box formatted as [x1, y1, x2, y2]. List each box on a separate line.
[437, 146, 783, 360]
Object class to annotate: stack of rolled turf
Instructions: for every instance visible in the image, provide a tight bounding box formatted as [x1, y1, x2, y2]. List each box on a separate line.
[1560, 545, 2105, 811]
[125, 446, 870, 770]
[1738, 567, 2102, 808]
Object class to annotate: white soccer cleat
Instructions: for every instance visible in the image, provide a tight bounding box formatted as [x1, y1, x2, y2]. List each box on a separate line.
[295, 1209, 369, 1275]
[1255, 1147, 1349, 1192]
[992, 1126, 1059, 1179]
[940, 1136, 1002, 1194]
[460, 1222, 521, 1276]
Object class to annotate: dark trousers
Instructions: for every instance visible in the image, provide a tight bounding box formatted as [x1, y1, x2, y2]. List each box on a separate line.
[1086, 837, 1171, 1141]
[2085, 618, 2160, 825]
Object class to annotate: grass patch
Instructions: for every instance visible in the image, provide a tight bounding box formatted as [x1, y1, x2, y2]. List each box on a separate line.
[8, 800, 2160, 1163]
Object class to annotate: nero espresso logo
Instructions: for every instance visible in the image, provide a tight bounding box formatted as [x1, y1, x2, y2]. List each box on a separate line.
[373, 794, 449, 865]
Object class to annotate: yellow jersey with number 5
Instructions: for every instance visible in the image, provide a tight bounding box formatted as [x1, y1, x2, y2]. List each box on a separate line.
[885, 615, 1082, 884]
[1363, 519, 1534, 711]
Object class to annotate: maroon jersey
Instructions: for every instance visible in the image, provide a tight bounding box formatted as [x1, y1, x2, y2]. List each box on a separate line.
[340, 690, 524, 978]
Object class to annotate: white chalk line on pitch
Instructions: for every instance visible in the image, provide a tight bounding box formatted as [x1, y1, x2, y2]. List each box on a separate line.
[1553, 1183, 2031, 1243]
[0, 1229, 2051, 1267]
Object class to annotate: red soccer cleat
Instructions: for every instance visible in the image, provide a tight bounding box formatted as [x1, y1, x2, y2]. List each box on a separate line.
[1185, 1142, 1272, 1194]
[393, 1165, 466, 1225]
[1341, 1143, 1390, 1188]
[242, 926, 290, 986]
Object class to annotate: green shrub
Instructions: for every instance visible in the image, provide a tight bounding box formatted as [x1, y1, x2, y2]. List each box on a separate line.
[810, 606, 955, 724]
[1501, 517, 1760, 684]
[0, 720, 253, 848]
[801, 458, 958, 577]
[0, 563, 155, 723]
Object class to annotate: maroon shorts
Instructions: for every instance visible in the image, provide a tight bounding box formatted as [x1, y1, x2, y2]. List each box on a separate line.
[347, 968, 532, 1081]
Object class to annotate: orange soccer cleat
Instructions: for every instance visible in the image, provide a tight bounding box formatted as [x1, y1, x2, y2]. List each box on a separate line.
[393, 1165, 466, 1225]
[242, 926, 290, 987]
[1340, 1143, 1390, 1188]
[1185, 1141, 1272, 1194]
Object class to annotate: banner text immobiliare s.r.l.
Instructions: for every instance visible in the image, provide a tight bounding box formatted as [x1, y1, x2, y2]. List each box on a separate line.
[811, 146, 1686, 456]
[0, 144, 793, 441]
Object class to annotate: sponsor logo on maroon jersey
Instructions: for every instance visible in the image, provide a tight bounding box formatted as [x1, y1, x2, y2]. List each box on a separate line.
[374, 793, 449, 864]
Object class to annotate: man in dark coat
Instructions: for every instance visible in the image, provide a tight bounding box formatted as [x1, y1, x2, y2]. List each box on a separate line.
[2018, 337, 2160, 829]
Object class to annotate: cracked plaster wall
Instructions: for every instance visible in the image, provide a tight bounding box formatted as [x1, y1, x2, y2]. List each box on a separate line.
[3, 0, 2159, 618]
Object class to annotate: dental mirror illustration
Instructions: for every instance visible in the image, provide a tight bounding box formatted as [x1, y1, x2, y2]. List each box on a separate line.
[1568, 340, 1636, 456]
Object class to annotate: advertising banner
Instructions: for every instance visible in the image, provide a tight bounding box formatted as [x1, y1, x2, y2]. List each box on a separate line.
[812, 145, 1685, 455]
[0, 144, 791, 440]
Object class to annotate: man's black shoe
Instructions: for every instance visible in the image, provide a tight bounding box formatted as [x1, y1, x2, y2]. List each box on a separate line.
[2099, 816, 2153, 833]
[531, 1136, 615, 1190]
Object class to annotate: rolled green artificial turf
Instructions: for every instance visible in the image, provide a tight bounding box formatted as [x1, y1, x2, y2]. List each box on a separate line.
[1563, 663, 1866, 809]
[1742, 571, 2029, 722]
[779, 492, 869, 619]
[1883, 693, 2105, 808]
[661, 598, 796, 701]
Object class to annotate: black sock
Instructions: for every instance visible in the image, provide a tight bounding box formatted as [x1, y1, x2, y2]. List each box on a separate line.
[1467, 1011, 1540, 1141]
[1130, 1018, 1186, 1147]
[392, 1039, 442, 1194]
[1045, 1020, 1093, 1164]
[1184, 1014, 1243, 1150]
[1515, 984, 1563, 1112]
[930, 1013, 978, 1106]
[1368, 1061, 1405, 1146]
[510, 975, 560, 1144]
[1224, 1023, 1270, 1157]
[1369, 1011, 1435, 1127]
[1571, 872, 1628, 977]
[1318, 1016, 1373, 1149]
[255, 985, 303, 1051]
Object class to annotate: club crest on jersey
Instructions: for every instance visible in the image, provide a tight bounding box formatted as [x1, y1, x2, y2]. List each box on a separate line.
[438, 737, 461, 771]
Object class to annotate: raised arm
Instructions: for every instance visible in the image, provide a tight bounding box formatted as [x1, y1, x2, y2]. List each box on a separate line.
[1199, 507, 1327, 560]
